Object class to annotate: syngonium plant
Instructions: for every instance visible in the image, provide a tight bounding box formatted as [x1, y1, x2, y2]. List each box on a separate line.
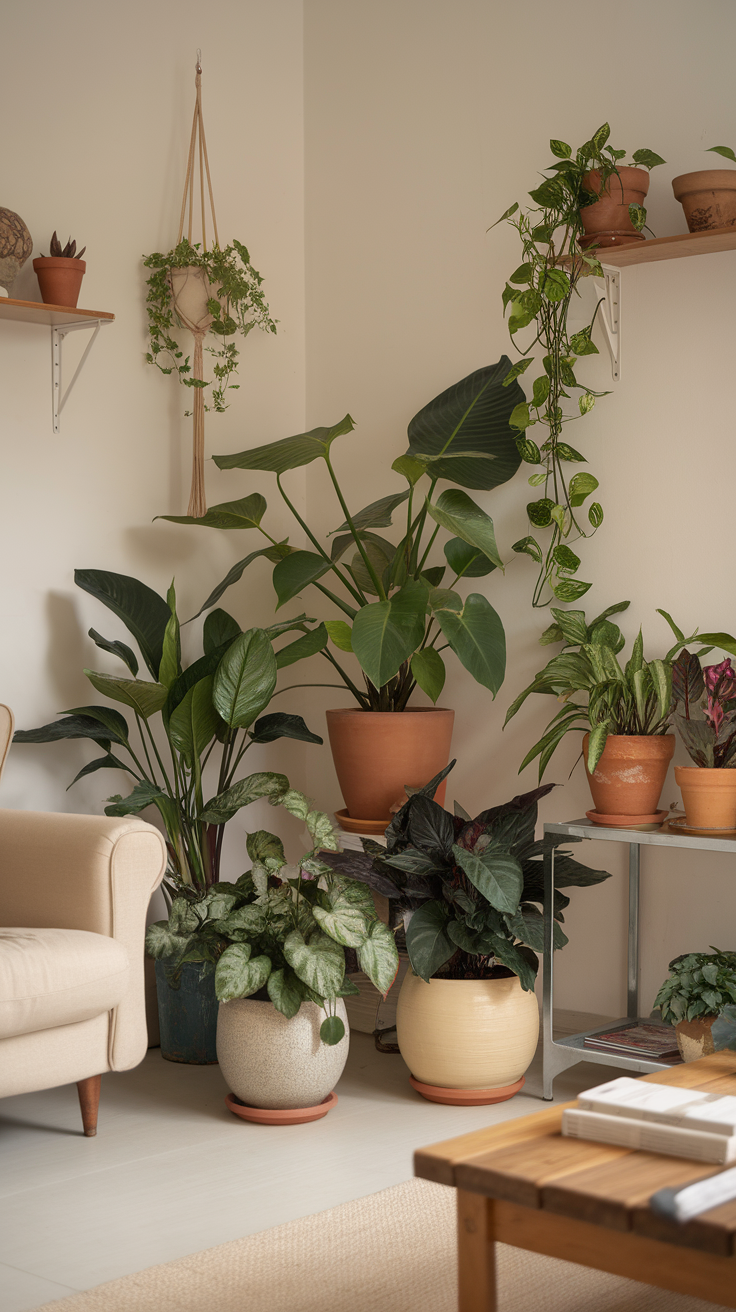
[320, 764, 610, 991]
[146, 787, 399, 1046]
[159, 361, 526, 712]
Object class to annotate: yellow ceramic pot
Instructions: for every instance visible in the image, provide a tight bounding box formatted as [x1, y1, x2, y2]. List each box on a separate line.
[395, 970, 539, 1090]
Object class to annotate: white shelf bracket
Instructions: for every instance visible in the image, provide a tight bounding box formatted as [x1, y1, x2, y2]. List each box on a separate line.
[592, 262, 621, 382]
[51, 318, 111, 433]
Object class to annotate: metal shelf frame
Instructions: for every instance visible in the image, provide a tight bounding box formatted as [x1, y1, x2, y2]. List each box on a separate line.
[0, 297, 114, 432]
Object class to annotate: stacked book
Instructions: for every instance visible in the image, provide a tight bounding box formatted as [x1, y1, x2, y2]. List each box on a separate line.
[583, 1022, 681, 1062]
[563, 1076, 736, 1164]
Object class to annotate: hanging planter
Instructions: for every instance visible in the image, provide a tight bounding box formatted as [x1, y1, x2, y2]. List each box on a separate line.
[144, 53, 276, 517]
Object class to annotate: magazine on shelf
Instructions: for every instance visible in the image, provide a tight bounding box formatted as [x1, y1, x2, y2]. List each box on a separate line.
[583, 1022, 680, 1060]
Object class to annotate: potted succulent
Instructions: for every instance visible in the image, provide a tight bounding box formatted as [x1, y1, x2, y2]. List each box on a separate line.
[670, 650, 736, 829]
[321, 764, 610, 1103]
[654, 949, 736, 1062]
[33, 231, 87, 308]
[147, 787, 398, 1121]
[13, 568, 322, 1063]
[161, 362, 526, 825]
[673, 145, 736, 233]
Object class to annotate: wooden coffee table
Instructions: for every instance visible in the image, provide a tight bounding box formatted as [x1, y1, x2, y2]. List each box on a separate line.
[415, 1053, 736, 1311]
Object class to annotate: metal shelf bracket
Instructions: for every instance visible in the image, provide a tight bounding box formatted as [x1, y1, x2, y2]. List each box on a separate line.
[592, 262, 621, 381]
[51, 318, 112, 433]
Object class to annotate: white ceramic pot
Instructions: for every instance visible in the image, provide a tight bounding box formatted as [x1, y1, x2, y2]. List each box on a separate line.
[395, 971, 539, 1089]
[216, 998, 349, 1110]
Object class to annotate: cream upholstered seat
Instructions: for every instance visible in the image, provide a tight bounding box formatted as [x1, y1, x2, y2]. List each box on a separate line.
[0, 705, 166, 1134]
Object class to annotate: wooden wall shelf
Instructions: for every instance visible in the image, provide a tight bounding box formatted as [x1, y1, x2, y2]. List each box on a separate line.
[595, 228, 736, 268]
[0, 297, 114, 327]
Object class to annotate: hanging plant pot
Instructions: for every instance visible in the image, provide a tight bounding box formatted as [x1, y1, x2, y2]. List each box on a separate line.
[155, 959, 219, 1064]
[674, 766, 736, 830]
[672, 171, 736, 233]
[583, 733, 674, 821]
[579, 167, 649, 249]
[217, 998, 348, 1118]
[675, 1015, 716, 1062]
[326, 707, 454, 824]
[33, 256, 86, 308]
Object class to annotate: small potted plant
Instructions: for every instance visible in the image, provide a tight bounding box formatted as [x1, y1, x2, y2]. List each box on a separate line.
[321, 764, 610, 1103]
[574, 124, 665, 249]
[670, 650, 736, 829]
[654, 949, 736, 1062]
[33, 231, 86, 307]
[673, 145, 736, 234]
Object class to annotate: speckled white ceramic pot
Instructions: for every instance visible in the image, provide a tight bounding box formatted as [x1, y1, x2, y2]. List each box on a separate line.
[216, 998, 350, 1110]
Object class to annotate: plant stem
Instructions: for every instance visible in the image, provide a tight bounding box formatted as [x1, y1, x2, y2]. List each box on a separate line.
[275, 474, 366, 607]
[324, 454, 386, 600]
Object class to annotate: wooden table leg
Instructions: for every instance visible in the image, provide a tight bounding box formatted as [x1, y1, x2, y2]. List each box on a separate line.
[457, 1189, 496, 1312]
[76, 1074, 101, 1137]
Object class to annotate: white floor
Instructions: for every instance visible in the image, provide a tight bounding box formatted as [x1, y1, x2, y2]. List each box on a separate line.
[0, 1031, 622, 1312]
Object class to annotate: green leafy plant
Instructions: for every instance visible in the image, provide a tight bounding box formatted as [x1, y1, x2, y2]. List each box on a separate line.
[707, 146, 736, 164]
[493, 124, 664, 607]
[45, 231, 86, 259]
[143, 238, 276, 413]
[13, 569, 322, 894]
[146, 787, 399, 1046]
[654, 949, 736, 1024]
[320, 763, 610, 990]
[160, 361, 525, 711]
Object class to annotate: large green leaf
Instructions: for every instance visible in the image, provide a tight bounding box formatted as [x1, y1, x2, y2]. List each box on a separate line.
[434, 593, 506, 695]
[213, 629, 277, 729]
[329, 490, 410, 535]
[199, 771, 289, 824]
[410, 648, 446, 703]
[427, 490, 503, 569]
[357, 920, 400, 995]
[203, 609, 241, 654]
[74, 570, 171, 680]
[443, 537, 496, 579]
[190, 544, 293, 621]
[453, 843, 523, 915]
[406, 360, 523, 491]
[313, 891, 370, 947]
[215, 943, 272, 1001]
[145, 920, 192, 961]
[169, 677, 218, 766]
[267, 967, 306, 1019]
[159, 493, 267, 530]
[275, 623, 329, 668]
[83, 671, 169, 720]
[405, 902, 455, 982]
[104, 779, 166, 816]
[248, 713, 323, 745]
[272, 552, 333, 609]
[214, 415, 355, 474]
[13, 712, 121, 747]
[67, 752, 131, 788]
[283, 928, 345, 997]
[88, 629, 139, 676]
[351, 579, 428, 688]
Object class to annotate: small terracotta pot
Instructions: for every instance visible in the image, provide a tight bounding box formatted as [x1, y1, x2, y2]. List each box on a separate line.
[326, 707, 454, 822]
[674, 765, 736, 830]
[33, 256, 86, 308]
[676, 1015, 716, 1062]
[583, 733, 675, 818]
[672, 170, 736, 233]
[579, 166, 649, 249]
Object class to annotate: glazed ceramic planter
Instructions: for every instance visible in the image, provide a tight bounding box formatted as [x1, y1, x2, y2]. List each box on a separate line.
[216, 997, 349, 1110]
[33, 256, 86, 308]
[583, 733, 674, 820]
[674, 766, 736, 830]
[326, 707, 454, 823]
[395, 971, 539, 1100]
[155, 959, 219, 1064]
[579, 166, 649, 249]
[676, 1015, 716, 1062]
[672, 170, 736, 233]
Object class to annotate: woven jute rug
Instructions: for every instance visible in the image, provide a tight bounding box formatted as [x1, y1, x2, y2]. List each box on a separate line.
[37, 1177, 731, 1312]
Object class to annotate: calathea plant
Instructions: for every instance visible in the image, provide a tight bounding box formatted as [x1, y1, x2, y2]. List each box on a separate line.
[160, 362, 525, 711]
[13, 569, 322, 894]
[146, 787, 399, 1046]
[669, 652, 736, 768]
[320, 764, 610, 990]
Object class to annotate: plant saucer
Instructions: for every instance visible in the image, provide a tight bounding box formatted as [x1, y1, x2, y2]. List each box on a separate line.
[667, 815, 736, 837]
[585, 809, 668, 829]
[334, 809, 390, 835]
[409, 1075, 525, 1106]
[225, 1091, 338, 1125]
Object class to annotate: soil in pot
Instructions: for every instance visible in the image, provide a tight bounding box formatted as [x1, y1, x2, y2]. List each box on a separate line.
[672, 170, 736, 233]
[33, 256, 86, 308]
[583, 733, 674, 820]
[217, 997, 349, 1110]
[326, 706, 454, 823]
[676, 1015, 716, 1062]
[155, 958, 219, 1064]
[579, 166, 649, 249]
[674, 765, 736, 830]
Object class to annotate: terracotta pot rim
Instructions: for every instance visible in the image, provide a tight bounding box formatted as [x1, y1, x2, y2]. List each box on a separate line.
[583, 732, 675, 755]
[675, 765, 736, 780]
[672, 169, 736, 194]
[32, 256, 86, 272]
[583, 165, 650, 186]
[326, 706, 453, 716]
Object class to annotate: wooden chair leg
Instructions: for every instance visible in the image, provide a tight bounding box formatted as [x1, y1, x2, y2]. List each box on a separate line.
[76, 1074, 101, 1137]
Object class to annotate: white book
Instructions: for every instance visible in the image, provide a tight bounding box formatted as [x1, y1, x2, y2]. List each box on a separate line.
[562, 1108, 736, 1164]
[578, 1077, 736, 1137]
[652, 1165, 736, 1222]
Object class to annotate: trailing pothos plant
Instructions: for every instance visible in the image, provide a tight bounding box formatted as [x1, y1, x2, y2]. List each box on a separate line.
[143, 238, 277, 413]
[160, 362, 525, 711]
[492, 124, 664, 607]
[320, 764, 610, 990]
[13, 569, 322, 895]
[146, 788, 399, 1046]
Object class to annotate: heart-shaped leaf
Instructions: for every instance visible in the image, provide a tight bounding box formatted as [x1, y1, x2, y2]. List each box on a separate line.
[351, 579, 428, 688]
[273, 552, 333, 609]
[214, 416, 355, 474]
[434, 594, 506, 695]
[426, 490, 503, 569]
[453, 843, 523, 915]
[405, 902, 455, 982]
[215, 943, 272, 1001]
[407, 360, 523, 491]
[357, 920, 399, 995]
[159, 493, 267, 530]
[283, 928, 345, 997]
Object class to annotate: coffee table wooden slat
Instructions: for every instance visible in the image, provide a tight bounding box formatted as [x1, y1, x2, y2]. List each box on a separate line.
[542, 1152, 722, 1234]
[455, 1135, 629, 1208]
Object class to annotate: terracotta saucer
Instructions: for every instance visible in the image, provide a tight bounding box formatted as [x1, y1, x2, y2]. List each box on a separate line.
[667, 815, 736, 837]
[409, 1075, 525, 1106]
[225, 1091, 338, 1125]
[585, 809, 668, 829]
[334, 809, 390, 835]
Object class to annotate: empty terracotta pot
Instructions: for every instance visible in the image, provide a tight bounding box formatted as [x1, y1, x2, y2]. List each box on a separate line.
[33, 256, 86, 308]
[672, 170, 736, 233]
[674, 766, 736, 830]
[583, 733, 675, 818]
[676, 1015, 716, 1062]
[326, 707, 454, 822]
[579, 166, 649, 249]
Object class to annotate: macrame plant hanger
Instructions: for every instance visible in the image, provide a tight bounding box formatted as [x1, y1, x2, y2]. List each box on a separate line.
[174, 51, 220, 517]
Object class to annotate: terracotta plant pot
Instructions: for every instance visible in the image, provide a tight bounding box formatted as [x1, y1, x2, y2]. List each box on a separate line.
[583, 733, 675, 819]
[676, 1015, 716, 1062]
[579, 166, 649, 249]
[32, 256, 86, 308]
[395, 971, 539, 1101]
[674, 766, 736, 830]
[672, 170, 736, 233]
[326, 707, 454, 822]
[216, 997, 349, 1110]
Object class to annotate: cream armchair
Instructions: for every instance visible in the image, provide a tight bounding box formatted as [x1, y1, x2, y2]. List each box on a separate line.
[0, 706, 165, 1135]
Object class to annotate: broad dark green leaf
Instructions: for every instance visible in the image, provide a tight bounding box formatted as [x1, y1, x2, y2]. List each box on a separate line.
[169, 677, 218, 765]
[203, 609, 241, 654]
[453, 843, 523, 914]
[88, 629, 139, 676]
[199, 771, 289, 824]
[267, 967, 305, 1019]
[407, 360, 523, 491]
[213, 629, 277, 729]
[159, 493, 267, 530]
[104, 779, 166, 816]
[427, 489, 503, 569]
[74, 570, 170, 680]
[213, 415, 355, 474]
[405, 902, 455, 982]
[275, 623, 329, 668]
[330, 490, 410, 534]
[67, 751, 131, 788]
[13, 711, 119, 747]
[83, 671, 169, 720]
[64, 705, 131, 743]
[189, 544, 292, 621]
[249, 712, 323, 745]
[273, 551, 332, 609]
[351, 579, 428, 688]
[410, 648, 446, 703]
[434, 594, 506, 695]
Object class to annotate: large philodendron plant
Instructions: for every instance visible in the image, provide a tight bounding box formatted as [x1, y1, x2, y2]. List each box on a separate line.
[160, 361, 525, 711]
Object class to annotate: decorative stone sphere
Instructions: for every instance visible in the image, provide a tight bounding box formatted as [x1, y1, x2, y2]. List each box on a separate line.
[0, 208, 33, 294]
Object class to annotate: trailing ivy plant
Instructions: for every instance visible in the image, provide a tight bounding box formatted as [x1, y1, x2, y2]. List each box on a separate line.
[492, 124, 664, 608]
[143, 238, 277, 413]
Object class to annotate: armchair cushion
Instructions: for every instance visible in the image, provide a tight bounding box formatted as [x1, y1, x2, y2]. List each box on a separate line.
[0, 927, 130, 1040]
